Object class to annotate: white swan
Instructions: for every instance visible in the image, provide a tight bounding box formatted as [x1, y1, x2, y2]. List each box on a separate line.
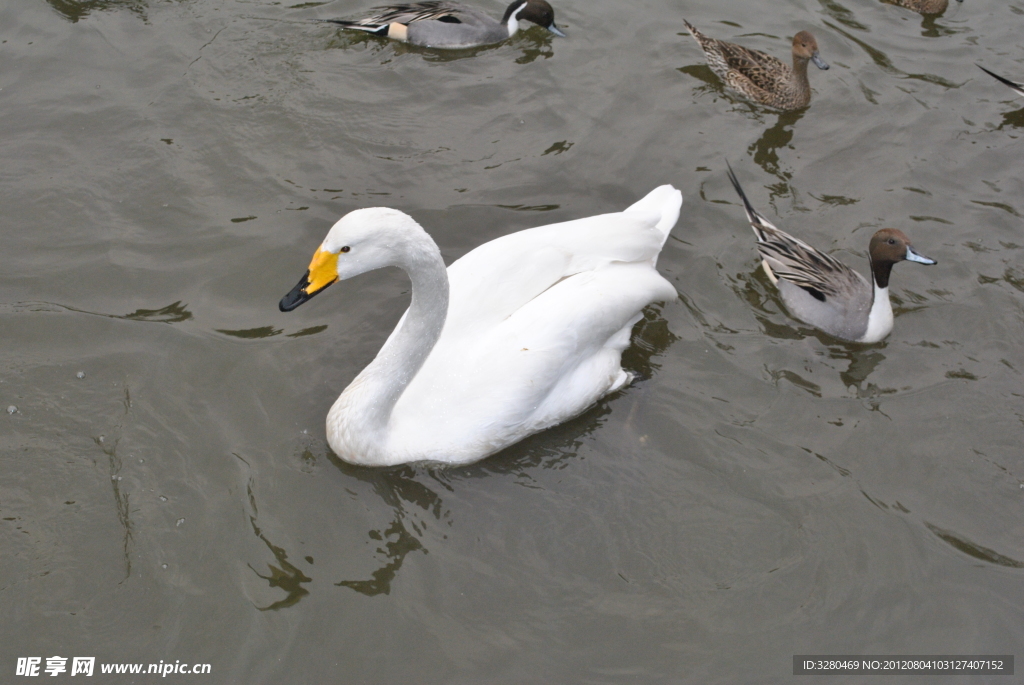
[279, 186, 682, 466]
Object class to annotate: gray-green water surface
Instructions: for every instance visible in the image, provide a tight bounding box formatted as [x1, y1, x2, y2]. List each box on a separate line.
[2, 0, 1022, 682]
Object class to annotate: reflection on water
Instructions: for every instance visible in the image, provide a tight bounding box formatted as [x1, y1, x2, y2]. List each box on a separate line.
[762, 344, 892, 401]
[285, 305, 680, 597]
[46, 0, 150, 23]
[287, 325, 329, 338]
[918, 14, 960, 38]
[315, 405, 612, 597]
[748, 110, 804, 181]
[812, 449, 852, 477]
[731, 264, 905, 397]
[830, 345, 895, 399]
[834, 346, 886, 389]
[676, 63, 761, 116]
[93, 385, 136, 581]
[495, 204, 562, 212]
[817, 0, 870, 32]
[19, 301, 195, 324]
[512, 37, 555, 66]
[995, 107, 1024, 130]
[335, 517, 425, 596]
[231, 305, 677, 604]
[248, 525, 313, 610]
[767, 367, 822, 397]
[103, 448, 134, 578]
[326, 460, 443, 597]
[124, 301, 194, 324]
[677, 60, 816, 193]
[925, 522, 1024, 568]
[620, 304, 679, 381]
[808, 192, 860, 207]
[680, 56, 808, 188]
[321, 25, 556, 65]
[676, 64, 718, 93]
[237, 455, 312, 610]
[826, 22, 962, 87]
[731, 267, 804, 340]
[217, 326, 283, 340]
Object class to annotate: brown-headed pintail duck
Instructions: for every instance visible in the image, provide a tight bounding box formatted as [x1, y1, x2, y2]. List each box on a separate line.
[977, 65, 1024, 98]
[683, 21, 829, 111]
[883, 0, 962, 14]
[318, 0, 564, 49]
[726, 165, 936, 343]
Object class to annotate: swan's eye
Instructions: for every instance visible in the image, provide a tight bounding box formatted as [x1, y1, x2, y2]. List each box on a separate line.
[341, 246, 351, 253]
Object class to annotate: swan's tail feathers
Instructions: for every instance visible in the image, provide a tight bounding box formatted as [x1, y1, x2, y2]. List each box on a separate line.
[625, 185, 683, 243]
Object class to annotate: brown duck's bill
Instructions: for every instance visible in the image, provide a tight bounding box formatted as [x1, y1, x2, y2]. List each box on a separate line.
[811, 52, 829, 70]
[279, 270, 335, 312]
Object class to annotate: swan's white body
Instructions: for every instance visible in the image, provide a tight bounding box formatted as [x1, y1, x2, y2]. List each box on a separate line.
[281, 186, 681, 466]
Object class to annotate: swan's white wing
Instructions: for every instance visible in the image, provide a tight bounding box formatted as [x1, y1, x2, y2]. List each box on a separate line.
[442, 185, 681, 335]
[389, 261, 677, 461]
[487, 261, 677, 434]
[379, 185, 681, 462]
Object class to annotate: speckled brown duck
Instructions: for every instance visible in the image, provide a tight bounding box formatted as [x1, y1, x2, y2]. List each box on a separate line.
[882, 0, 962, 15]
[683, 21, 830, 111]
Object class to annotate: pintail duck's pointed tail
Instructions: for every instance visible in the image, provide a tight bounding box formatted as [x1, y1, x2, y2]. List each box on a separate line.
[977, 64, 1024, 97]
[725, 161, 779, 241]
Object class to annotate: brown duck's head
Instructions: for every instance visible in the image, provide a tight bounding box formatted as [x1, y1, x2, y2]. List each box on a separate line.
[868, 228, 937, 288]
[792, 31, 829, 70]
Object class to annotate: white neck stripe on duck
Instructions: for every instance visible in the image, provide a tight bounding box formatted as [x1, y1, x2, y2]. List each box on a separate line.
[861, 281, 893, 343]
[862, 241, 934, 343]
[506, 1, 527, 37]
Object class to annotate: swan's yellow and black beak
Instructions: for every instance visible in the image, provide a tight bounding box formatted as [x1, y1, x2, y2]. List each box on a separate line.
[279, 248, 338, 312]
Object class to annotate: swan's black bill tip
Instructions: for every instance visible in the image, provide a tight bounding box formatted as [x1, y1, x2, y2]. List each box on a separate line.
[280, 271, 313, 312]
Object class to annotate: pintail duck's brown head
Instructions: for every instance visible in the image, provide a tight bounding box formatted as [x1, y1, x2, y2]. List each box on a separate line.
[868, 228, 936, 288]
[792, 31, 829, 70]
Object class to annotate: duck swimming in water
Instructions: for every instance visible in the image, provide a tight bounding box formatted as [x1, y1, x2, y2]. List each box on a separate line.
[319, 0, 564, 49]
[726, 164, 936, 343]
[883, 0, 962, 15]
[683, 21, 829, 110]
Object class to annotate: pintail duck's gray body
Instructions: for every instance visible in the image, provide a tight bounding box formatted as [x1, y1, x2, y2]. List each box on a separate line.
[727, 165, 936, 343]
[883, 0, 961, 14]
[320, 0, 564, 49]
[683, 21, 829, 111]
[977, 65, 1024, 98]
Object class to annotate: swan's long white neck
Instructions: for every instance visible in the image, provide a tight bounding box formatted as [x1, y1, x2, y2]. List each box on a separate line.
[326, 231, 449, 462]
